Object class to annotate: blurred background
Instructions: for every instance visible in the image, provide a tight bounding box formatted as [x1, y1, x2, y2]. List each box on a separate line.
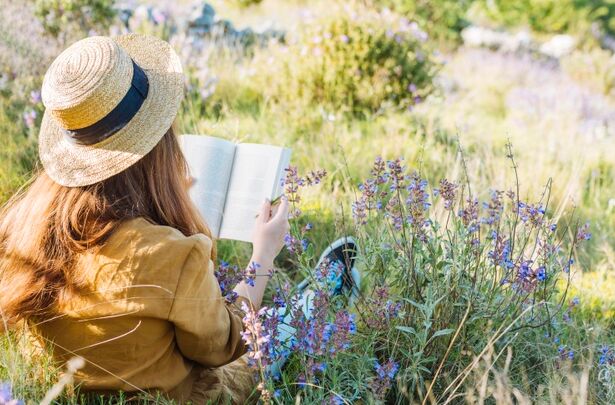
[1, 0, 615, 331]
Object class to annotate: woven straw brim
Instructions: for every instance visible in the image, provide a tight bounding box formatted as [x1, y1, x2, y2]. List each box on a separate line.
[38, 34, 184, 187]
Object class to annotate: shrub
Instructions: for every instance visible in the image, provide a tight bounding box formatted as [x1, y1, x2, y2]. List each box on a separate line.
[562, 48, 615, 97]
[470, 0, 615, 37]
[378, 0, 475, 44]
[247, 4, 438, 116]
[34, 0, 116, 37]
[230, 0, 264, 7]
[230, 150, 598, 403]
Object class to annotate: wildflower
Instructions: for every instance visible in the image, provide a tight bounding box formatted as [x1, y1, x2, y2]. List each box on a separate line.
[366, 285, 402, 329]
[599, 345, 613, 366]
[371, 359, 399, 400]
[151, 8, 168, 25]
[30, 90, 41, 104]
[435, 179, 458, 210]
[0, 382, 22, 405]
[282, 166, 327, 217]
[241, 302, 271, 369]
[517, 201, 545, 227]
[215, 260, 243, 303]
[305, 169, 327, 186]
[284, 233, 306, 256]
[339, 34, 349, 43]
[405, 172, 431, 238]
[330, 311, 356, 352]
[482, 190, 504, 225]
[314, 259, 343, 292]
[536, 266, 547, 281]
[489, 234, 514, 269]
[245, 262, 260, 287]
[23, 110, 37, 130]
[386, 159, 406, 191]
[352, 197, 368, 225]
[458, 198, 479, 233]
[385, 196, 404, 231]
[576, 222, 591, 243]
[370, 157, 388, 184]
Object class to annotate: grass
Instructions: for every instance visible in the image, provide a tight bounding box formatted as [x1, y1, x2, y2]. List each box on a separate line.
[1, 0, 615, 403]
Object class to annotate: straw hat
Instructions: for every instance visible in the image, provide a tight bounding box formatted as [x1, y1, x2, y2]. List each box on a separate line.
[38, 34, 184, 187]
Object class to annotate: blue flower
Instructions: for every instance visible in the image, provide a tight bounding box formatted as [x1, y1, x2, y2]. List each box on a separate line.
[0, 382, 22, 405]
[536, 266, 547, 281]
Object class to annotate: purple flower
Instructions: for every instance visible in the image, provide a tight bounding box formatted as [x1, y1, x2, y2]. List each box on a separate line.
[241, 302, 274, 370]
[366, 286, 402, 329]
[245, 262, 260, 287]
[517, 201, 545, 226]
[458, 198, 479, 233]
[371, 359, 399, 400]
[599, 345, 613, 365]
[30, 90, 41, 104]
[215, 260, 243, 304]
[405, 172, 431, 239]
[435, 179, 458, 210]
[482, 190, 504, 225]
[23, 110, 37, 130]
[284, 233, 305, 256]
[576, 222, 591, 243]
[151, 8, 168, 25]
[0, 382, 22, 405]
[536, 266, 547, 281]
[489, 234, 514, 269]
[282, 166, 327, 218]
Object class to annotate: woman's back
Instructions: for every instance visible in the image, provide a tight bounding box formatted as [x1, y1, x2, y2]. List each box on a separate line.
[32, 217, 246, 397]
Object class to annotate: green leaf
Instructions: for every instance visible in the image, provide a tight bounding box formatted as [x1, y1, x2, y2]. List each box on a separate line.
[432, 328, 455, 338]
[396, 325, 417, 336]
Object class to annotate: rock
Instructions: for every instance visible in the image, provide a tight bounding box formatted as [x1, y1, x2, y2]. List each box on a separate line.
[600, 33, 615, 53]
[461, 26, 532, 53]
[461, 26, 507, 49]
[539, 35, 576, 59]
[188, 2, 216, 33]
[185, 2, 284, 46]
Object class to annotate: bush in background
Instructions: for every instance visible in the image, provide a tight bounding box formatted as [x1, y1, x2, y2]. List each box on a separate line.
[246, 4, 438, 116]
[230, 0, 264, 8]
[34, 0, 116, 37]
[470, 0, 615, 38]
[378, 0, 475, 44]
[562, 48, 615, 97]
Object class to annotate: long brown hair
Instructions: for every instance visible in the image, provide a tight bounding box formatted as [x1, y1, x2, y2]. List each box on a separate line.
[0, 125, 213, 329]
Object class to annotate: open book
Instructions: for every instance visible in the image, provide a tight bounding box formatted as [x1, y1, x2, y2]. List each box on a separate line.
[180, 135, 292, 242]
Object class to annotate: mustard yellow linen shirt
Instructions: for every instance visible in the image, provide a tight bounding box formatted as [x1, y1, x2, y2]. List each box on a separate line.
[32, 217, 248, 398]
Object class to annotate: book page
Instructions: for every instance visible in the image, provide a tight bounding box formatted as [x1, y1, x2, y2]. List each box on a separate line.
[219, 144, 292, 242]
[179, 135, 236, 237]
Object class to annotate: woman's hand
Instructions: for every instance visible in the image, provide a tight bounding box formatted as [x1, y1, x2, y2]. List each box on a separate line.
[252, 197, 290, 264]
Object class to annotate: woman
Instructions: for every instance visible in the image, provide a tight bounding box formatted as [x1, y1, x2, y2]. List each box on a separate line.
[0, 34, 291, 403]
[0, 34, 360, 403]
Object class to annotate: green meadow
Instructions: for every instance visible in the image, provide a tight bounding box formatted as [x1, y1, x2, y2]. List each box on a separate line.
[1, 0, 615, 403]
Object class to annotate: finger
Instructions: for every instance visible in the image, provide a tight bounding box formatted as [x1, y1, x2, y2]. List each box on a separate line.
[258, 199, 272, 223]
[272, 196, 289, 222]
[270, 203, 281, 218]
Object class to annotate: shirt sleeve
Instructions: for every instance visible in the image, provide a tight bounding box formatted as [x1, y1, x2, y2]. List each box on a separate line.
[167, 234, 248, 367]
